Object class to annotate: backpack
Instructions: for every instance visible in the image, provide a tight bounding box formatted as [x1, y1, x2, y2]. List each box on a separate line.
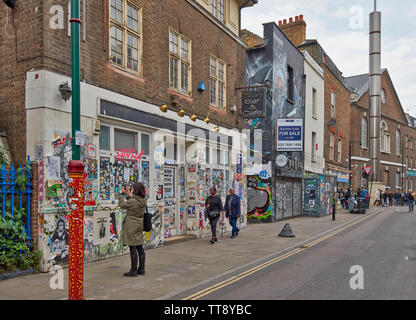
[143, 206, 152, 232]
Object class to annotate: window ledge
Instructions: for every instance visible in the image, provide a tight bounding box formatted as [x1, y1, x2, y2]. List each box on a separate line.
[209, 104, 227, 114]
[167, 89, 194, 103]
[107, 63, 144, 82]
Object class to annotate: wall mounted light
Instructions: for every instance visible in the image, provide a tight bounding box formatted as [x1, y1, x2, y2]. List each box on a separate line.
[159, 104, 168, 113]
[190, 114, 197, 122]
[204, 117, 210, 124]
[230, 105, 237, 113]
[198, 81, 206, 92]
[214, 126, 220, 132]
[59, 82, 72, 102]
[177, 108, 185, 117]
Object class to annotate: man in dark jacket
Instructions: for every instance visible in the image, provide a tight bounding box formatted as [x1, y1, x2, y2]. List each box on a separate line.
[224, 188, 241, 238]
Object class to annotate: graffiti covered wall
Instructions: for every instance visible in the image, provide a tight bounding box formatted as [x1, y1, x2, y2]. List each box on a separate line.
[245, 22, 305, 221]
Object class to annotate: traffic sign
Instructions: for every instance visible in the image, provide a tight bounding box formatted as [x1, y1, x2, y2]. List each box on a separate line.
[363, 167, 372, 175]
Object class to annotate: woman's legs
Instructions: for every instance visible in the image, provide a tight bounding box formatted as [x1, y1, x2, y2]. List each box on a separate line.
[210, 216, 220, 243]
[124, 246, 138, 277]
[137, 245, 145, 274]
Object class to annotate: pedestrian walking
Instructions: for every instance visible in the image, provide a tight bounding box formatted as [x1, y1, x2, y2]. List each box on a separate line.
[119, 182, 147, 277]
[374, 189, 380, 206]
[224, 188, 241, 239]
[205, 187, 224, 244]
[339, 189, 346, 208]
[401, 192, 407, 206]
[394, 190, 401, 206]
[407, 190, 414, 212]
[345, 188, 351, 209]
[383, 190, 388, 207]
[388, 190, 393, 206]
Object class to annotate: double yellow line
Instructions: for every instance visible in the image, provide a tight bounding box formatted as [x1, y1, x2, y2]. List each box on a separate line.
[183, 209, 382, 300]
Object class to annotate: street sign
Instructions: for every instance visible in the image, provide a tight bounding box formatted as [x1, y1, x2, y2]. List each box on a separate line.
[363, 167, 372, 175]
[241, 90, 266, 119]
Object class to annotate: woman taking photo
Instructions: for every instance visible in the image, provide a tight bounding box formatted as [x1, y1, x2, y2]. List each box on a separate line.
[205, 187, 224, 244]
[119, 182, 147, 277]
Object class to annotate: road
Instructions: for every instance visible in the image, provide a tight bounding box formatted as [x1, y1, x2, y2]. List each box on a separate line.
[173, 206, 416, 300]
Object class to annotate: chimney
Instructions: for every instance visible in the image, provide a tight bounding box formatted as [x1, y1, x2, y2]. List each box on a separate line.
[279, 14, 306, 47]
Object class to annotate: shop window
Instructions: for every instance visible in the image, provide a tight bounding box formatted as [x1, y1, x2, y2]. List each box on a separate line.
[114, 129, 137, 153]
[99, 125, 110, 151]
[206, 146, 210, 164]
[141, 133, 150, 155]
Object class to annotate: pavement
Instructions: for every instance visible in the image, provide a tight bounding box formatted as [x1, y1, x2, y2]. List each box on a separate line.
[0, 206, 383, 300]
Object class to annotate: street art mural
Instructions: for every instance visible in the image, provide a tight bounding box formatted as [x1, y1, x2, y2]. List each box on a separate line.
[245, 22, 305, 221]
[247, 176, 272, 221]
[303, 174, 337, 217]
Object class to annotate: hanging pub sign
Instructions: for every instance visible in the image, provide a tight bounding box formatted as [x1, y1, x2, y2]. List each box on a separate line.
[241, 89, 266, 119]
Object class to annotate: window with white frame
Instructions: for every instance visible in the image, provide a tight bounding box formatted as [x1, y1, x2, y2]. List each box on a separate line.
[330, 90, 335, 118]
[385, 133, 391, 153]
[329, 133, 335, 161]
[311, 132, 317, 162]
[361, 117, 367, 148]
[169, 29, 191, 95]
[406, 135, 409, 149]
[100, 125, 111, 151]
[109, 0, 142, 74]
[114, 129, 137, 153]
[312, 88, 317, 118]
[210, 56, 226, 110]
[396, 129, 401, 155]
[396, 172, 400, 188]
[380, 122, 386, 152]
[210, 0, 225, 22]
[338, 137, 342, 163]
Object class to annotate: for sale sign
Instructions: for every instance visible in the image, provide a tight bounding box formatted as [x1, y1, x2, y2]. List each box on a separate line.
[276, 119, 303, 151]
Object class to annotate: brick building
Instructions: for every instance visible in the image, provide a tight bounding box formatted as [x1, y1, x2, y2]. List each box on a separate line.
[0, 0, 257, 271]
[345, 69, 416, 193]
[280, 18, 352, 190]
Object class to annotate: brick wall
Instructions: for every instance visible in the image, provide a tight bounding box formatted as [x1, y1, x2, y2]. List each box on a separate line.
[42, 0, 247, 129]
[350, 70, 416, 191]
[278, 15, 306, 47]
[0, 0, 248, 164]
[322, 65, 351, 171]
[0, 1, 44, 164]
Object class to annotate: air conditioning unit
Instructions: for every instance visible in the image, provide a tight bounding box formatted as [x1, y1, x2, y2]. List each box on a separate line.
[93, 120, 101, 135]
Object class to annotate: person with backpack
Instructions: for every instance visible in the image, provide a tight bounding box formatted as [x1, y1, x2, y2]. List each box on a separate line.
[119, 182, 147, 277]
[205, 186, 224, 244]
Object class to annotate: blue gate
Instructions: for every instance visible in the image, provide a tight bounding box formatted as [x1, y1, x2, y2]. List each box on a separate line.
[1, 156, 33, 248]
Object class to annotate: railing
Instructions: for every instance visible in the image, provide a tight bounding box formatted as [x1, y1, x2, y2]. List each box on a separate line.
[1, 156, 33, 249]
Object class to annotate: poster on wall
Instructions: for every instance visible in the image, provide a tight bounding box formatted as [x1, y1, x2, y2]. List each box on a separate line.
[99, 157, 112, 201]
[276, 118, 303, 151]
[88, 144, 96, 158]
[156, 185, 163, 201]
[87, 158, 98, 179]
[141, 161, 150, 189]
[93, 211, 110, 245]
[46, 156, 61, 180]
[49, 216, 69, 264]
[188, 187, 196, 200]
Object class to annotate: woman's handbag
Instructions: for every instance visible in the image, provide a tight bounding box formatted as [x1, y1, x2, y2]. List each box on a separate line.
[143, 206, 152, 232]
[208, 209, 220, 220]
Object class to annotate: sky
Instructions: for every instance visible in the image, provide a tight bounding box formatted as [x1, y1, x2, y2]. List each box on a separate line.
[241, 0, 416, 116]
